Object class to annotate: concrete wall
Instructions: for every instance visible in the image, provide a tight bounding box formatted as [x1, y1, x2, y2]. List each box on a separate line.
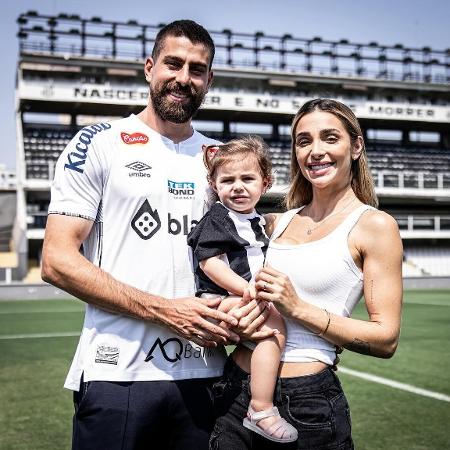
[0, 193, 16, 228]
[1, 278, 449, 301]
[0, 283, 75, 300]
[403, 276, 450, 289]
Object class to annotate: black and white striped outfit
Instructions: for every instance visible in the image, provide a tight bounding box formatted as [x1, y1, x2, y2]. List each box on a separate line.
[187, 201, 269, 297]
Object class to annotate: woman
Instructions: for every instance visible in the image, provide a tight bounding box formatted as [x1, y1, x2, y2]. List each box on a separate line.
[210, 98, 403, 449]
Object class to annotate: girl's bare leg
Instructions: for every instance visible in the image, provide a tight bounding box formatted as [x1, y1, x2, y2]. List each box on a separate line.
[248, 307, 286, 433]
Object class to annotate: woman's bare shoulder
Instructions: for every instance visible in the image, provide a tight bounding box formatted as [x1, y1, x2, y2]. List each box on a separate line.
[354, 209, 401, 251]
[358, 209, 399, 233]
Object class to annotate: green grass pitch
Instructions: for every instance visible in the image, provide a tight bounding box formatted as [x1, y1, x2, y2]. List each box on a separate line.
[0, 290, 449, 449]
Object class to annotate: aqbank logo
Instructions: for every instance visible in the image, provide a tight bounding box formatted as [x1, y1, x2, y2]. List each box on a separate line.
[168, 180, 195, 199]
[64, 123, 111, 174]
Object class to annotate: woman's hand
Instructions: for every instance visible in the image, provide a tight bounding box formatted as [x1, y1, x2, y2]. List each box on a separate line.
[255, 265, 303, 319]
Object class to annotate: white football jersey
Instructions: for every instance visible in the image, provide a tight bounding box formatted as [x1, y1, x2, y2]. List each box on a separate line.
[48, 114, 226, 390]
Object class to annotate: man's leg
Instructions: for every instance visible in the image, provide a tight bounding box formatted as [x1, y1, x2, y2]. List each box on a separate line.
[73, 379, 172, 450]
[168, 378, 218, 450]
[73, 380, 137, 450]
[72, 378, 217, 450]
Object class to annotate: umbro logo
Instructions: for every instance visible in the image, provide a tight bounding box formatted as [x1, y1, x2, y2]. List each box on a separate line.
[126, 161, 152, 178]
[126, 161, 151, 172]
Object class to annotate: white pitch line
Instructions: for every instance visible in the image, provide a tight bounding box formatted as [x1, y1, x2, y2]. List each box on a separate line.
[403, 300, 450, 307]
[2, 333, 449, 404]
[339, 367, 450, 402]
[0, 332, 80, 340]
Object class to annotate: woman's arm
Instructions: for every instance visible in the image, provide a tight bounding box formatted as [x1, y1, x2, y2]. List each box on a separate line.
[255, 210, 403, 358]
[342, 210, 403, 357]
[200, 256, 249, 296]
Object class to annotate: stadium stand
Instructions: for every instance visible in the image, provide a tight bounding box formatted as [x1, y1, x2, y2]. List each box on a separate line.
[404, 247, 450, 276]
[0, 192, 19, 282]
[23, 127, 73, 180]
[9, 11, 450, 283]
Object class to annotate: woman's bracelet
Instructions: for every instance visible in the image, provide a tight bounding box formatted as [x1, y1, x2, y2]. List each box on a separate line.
[312, 309, 331, 336]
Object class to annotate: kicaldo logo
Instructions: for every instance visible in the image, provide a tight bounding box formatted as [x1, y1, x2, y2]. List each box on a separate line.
[121, 132, 149, 145]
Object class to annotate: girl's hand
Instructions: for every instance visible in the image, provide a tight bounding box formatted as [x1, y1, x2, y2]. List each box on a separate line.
[225, 283, 256, 319]
[245, 282, 257, 301]
[255, 265, 302, 318]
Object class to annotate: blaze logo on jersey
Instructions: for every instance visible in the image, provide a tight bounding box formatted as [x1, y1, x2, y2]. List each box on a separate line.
[121, 132, 149, 145]
[131, 200, 161, 240]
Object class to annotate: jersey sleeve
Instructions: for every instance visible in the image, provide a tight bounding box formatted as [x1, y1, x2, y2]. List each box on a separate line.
[187, 203, 248, 261]
[48, 124, 111, 221]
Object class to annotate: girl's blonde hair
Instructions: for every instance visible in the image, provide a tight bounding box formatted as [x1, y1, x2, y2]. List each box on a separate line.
[203, 135, 274, 202]
[285, 98, 378, 209]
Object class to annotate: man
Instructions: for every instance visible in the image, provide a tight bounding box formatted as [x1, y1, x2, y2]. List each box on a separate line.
[42, 20, 268, 450]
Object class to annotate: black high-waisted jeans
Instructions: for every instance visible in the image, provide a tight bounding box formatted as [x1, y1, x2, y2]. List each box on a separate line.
[210, 356, 353, 450]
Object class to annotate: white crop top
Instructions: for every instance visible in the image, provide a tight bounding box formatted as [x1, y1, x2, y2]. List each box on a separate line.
[266, 204, 376, 364]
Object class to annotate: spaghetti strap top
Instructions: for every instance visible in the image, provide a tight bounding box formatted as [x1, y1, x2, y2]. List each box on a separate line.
[266, 204, 376, 364]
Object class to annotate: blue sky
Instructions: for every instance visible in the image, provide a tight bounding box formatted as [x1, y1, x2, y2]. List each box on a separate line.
[2, 0, 449, 170]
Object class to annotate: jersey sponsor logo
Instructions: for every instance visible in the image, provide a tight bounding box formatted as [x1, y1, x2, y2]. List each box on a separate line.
[131, 200, 161, 240]
[64, 123, 111, 173]
[168, 213, 198, 235]
[145, 337, 214, 363]
[145, 337, 182, 362]
[126, 161, 152, 177]
[121, 131, 149, 145]
[95, 344, 119, 365]
[168, 180, 195, 198]
[131, 200, 199, 239]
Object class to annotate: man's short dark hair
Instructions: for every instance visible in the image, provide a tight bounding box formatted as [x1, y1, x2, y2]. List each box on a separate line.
[152, 20, 215, 69]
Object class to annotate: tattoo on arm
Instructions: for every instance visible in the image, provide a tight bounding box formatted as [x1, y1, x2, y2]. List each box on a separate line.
[344, 338, 372, 355]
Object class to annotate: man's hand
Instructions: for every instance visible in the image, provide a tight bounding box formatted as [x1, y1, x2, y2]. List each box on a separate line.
[162, 297, 240, 347]
[230, 288, 275, 341]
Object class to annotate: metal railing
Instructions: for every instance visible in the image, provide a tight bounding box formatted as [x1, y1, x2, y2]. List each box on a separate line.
[23, 159, 450, 192]
[17, 12, 449, 84]
[373, 171, 450, 190]
[396, 215, 450, 231]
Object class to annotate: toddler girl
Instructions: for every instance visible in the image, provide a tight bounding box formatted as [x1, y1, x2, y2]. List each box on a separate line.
[187, 136, 297, 443]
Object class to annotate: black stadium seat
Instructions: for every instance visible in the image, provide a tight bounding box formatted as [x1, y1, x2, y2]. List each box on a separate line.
[23, 127, 74, 181]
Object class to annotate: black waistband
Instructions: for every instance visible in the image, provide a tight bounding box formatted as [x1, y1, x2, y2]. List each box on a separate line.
[223, 355, 340, 393]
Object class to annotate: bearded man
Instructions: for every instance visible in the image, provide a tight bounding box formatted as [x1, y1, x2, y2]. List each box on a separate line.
[42, 20, 269, 450]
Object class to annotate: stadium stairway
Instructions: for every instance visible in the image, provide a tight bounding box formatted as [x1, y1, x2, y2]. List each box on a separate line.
[0, 225, 13, 252]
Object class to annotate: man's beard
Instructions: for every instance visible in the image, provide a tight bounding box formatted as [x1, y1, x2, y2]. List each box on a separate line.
[150, 80, 205, 124]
